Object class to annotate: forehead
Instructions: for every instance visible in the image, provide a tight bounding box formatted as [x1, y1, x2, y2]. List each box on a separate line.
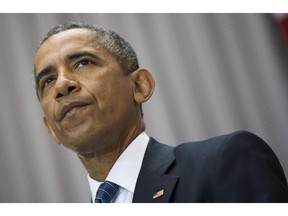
[34, 29, 106, 73]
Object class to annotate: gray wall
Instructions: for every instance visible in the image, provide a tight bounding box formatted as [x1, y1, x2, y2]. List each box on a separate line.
[0, 14, 287, 202]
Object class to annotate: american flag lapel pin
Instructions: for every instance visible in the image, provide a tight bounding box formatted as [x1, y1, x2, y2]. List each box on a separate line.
[153, 189, 165, 200]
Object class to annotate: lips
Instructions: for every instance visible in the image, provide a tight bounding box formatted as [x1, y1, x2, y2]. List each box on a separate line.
[59, 101, 89, 121]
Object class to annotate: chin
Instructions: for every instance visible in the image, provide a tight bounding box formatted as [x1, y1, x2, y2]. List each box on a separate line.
[63, 140, 94, 157]
[60, 127, 111, 156]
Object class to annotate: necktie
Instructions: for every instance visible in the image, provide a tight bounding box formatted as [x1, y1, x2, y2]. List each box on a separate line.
[94, 181, 120, 203]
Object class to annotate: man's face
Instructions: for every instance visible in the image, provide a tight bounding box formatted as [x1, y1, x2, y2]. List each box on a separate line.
[34, 29, 139, 155]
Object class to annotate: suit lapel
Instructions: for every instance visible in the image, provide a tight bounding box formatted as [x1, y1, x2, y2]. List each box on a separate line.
[133, 138, 179, 203]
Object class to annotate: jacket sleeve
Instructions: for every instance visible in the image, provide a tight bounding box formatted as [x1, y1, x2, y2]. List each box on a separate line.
[213, 131, 288, 202]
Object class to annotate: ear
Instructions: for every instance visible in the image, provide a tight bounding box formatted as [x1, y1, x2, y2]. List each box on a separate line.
[43, 116, 61, 145]
[129, 68, 155, 104]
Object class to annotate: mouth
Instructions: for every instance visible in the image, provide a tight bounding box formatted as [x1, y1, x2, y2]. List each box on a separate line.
[59, 101, 89, 121]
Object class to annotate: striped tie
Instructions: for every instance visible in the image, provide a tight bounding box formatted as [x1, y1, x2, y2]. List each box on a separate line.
[94, 181, 120, 203]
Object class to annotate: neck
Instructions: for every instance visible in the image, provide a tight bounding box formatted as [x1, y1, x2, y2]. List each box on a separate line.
[78, 119, 145, 182]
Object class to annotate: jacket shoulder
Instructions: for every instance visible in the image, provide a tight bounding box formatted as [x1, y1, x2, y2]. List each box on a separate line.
[175, 130, 270, 155]
[174, 130, 255, 158]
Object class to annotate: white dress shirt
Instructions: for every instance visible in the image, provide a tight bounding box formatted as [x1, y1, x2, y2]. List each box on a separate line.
[87, 132, 150, 203]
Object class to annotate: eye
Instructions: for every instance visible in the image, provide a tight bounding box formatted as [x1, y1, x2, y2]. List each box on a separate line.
[76, 59, 93, 69]
[42, 77, 56, 88]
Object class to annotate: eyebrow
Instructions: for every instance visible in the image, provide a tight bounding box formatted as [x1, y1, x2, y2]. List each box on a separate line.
[35, 65, 53, 89]
[67, 51, 103, 62]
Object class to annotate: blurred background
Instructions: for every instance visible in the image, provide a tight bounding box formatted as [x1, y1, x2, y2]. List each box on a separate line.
[0, 13, 288, 202]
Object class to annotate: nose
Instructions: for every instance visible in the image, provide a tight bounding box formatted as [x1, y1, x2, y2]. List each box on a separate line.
[54, 71, 81, 100]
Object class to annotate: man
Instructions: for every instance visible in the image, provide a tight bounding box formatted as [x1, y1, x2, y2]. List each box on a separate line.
[34, 22, 288, 202]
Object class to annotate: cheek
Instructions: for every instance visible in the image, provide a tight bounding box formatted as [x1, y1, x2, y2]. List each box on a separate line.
[41, 100, 56, 124]
[90, 78, 133, 116]
[84, 73, 122, 100]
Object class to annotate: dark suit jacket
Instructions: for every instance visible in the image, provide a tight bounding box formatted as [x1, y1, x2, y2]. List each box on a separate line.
[133, 131, 288, 202]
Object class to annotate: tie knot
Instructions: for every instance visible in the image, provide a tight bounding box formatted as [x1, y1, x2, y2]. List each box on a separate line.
[94, 181, 120, 203]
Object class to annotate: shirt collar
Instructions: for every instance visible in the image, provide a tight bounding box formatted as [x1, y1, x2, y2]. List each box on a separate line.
[87, 132, 149, 199]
